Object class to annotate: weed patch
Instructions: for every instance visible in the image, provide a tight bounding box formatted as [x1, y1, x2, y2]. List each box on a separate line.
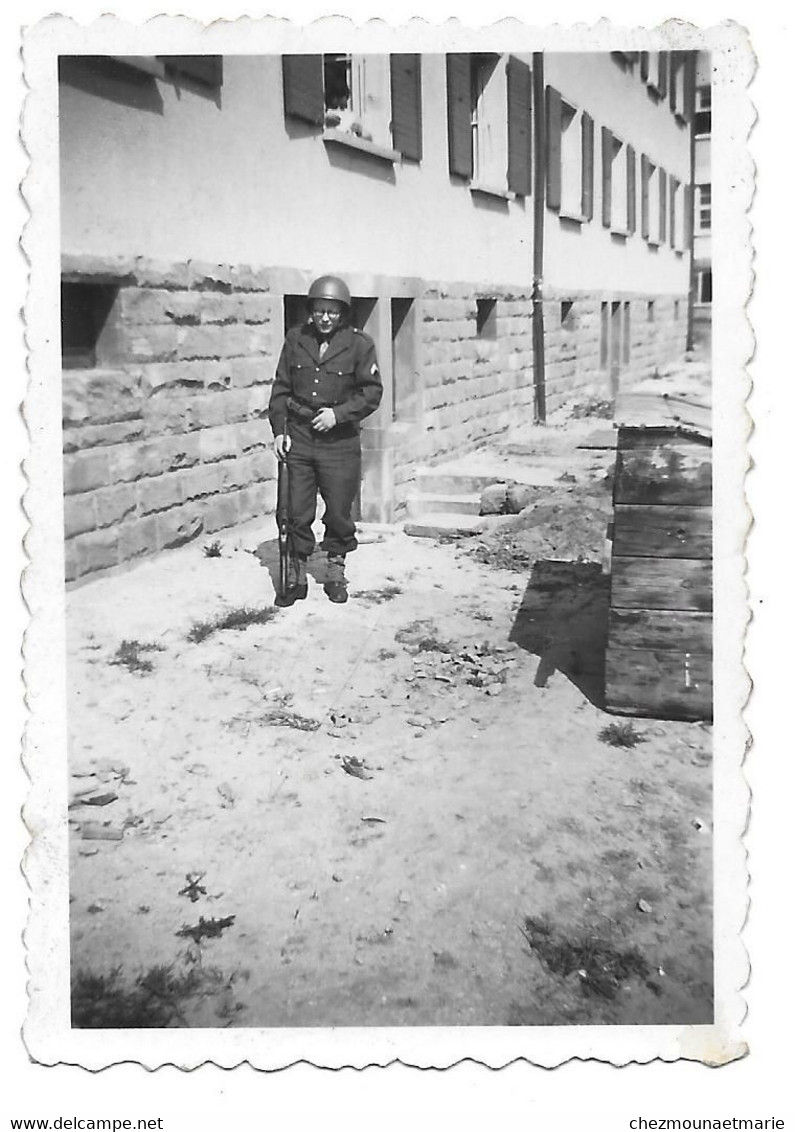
[395, 620, 455, 654]
[520, 916, 650, 999]
[599, 721, 647, 749]
[351, 584, 403, 604]
[203, 540, 223, 558]
[188, 606, 277, 644]
[109, 640, 165, 675]
[72, 963, 201, 1028]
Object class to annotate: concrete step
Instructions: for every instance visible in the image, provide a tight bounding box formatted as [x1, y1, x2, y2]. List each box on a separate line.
[414, 471, 507, 494]
[406, 492, 482, 518]
[404, 513, 486, 539]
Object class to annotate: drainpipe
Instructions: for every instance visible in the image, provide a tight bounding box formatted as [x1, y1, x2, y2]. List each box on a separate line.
[686, 52, 697, 353]
[532, 53, 547, 423]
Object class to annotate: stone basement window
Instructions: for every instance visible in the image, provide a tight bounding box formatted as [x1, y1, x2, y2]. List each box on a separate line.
[61, 281, 122, 369]
[647, 300, 655, 323]
[476, 299, 498, 340]
[561, 300, 575, 329]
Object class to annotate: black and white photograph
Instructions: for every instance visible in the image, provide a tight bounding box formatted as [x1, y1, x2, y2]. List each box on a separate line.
[19, 17, 752, 1072]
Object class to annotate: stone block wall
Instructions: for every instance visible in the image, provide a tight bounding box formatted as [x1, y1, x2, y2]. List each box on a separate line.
[62, 255, 279, 582]
[61, 255, 690, 579]
[414, 288, 536, 466]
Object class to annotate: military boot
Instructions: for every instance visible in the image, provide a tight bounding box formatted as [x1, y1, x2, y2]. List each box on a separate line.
[275, 554, 308, 607]
[324, 553, 348, 604]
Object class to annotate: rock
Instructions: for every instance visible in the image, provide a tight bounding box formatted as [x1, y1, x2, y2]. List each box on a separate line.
[505, 484, 537, 513]
[480, 483, 509, 515]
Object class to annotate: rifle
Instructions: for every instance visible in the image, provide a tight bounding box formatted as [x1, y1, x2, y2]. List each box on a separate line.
[276, 426, 292, 600]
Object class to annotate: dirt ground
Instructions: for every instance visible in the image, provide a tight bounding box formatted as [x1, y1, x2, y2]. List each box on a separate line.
[67, 408, 713, 1029]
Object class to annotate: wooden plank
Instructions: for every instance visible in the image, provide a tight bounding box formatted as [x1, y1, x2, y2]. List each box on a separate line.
[608, 608, 712, 653]
[605, 645, 712, 721]
[613, 504, 712, 559]
[615, 397, 712, 437]
[615, 441, 712, 505]
[611, 557, 712, 611]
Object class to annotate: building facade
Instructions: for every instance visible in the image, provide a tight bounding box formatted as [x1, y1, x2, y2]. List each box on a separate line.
[692, 51, 712, 344]
[59, 50, 696, 581]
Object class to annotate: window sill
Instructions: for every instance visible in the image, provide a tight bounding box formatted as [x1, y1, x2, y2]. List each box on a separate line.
[557, 209, 587, 224]
[469, 182, 515, 202]
[610, 225, 632, 238]
[322, 129, 399, 164]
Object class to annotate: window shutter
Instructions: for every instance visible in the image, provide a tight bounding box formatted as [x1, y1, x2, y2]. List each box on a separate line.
[582, 111, 594, 220]
[640, 52, 649, 83]
[685, 183, 694, 248]
[669, 177, 678, 247]
[506, 57, 532, 196]
[627, 144, 636, 233]
[684, 52, 696, 123]
[546, 85, 562, 211]
[390, 54, 423, 161]
[669, 52, 679, 113]
[641, 155, 651, 239]
[657, 52, 669, 100]
[659, 168, 667, 244]
[160, 56, 223, 87]
[601, 126, 613, 228]
[282, 55, 324, 126]
[446, 54, 473, 179]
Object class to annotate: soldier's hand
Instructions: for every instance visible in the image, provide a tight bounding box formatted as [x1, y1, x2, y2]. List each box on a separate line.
[274, 434, 291, 460]
[312, 407, 337, 433]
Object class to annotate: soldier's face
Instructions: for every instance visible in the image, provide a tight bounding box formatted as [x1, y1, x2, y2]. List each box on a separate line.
[310, 300, 345, 336]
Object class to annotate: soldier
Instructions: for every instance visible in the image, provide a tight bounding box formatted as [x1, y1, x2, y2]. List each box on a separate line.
[269, 275, 382, 606]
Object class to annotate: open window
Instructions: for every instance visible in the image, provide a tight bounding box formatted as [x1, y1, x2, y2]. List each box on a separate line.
[546, 86, 594, 222]
[601, 127, 636, 235]
[282, 54, 421, 161]
[445, 54, 532, 198]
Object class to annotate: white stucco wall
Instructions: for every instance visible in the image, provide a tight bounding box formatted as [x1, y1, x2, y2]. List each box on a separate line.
[59, 55, 534, 290]
[543, 53, 692, 296]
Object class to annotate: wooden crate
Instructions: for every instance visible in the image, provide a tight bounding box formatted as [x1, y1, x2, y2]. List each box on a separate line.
[604, 424, 712, 721]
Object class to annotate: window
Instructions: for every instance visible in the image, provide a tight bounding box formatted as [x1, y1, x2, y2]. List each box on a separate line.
[695, 183, 711, 233]
[282, 54, 422, 161]
[61, 282, 122, 370]
[546, 87, 594, 221]
[283, 295, 308, 334]
[322, 54, 391, 147]
[695, 85, 712, 136]
[647, 300, 655, 323]
[476, 299, 498, 339]
[602, 128, 636, 234]
[641, 155, 667, 246]
[611, 51, 639, 73]
[391, 298, 418, 423]
[446, 54, 532, 196]
[561, 301, 574, 329]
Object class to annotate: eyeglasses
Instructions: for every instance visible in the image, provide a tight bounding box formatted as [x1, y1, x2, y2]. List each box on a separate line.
[311, 307, 343, 319]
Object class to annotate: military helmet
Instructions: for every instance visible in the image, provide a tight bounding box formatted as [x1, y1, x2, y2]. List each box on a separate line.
[307, 275, 352, 308]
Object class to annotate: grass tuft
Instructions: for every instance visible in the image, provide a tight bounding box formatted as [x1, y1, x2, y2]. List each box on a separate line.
[520, 916, 650, 999]
[203, 540, 223, 558]
[598, 721, 647, 749]
[110, 640, 165, 675]
[188, 606, 277, 644]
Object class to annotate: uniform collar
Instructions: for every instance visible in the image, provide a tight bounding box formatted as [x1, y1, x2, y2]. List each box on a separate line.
[297, 321, 355, 365]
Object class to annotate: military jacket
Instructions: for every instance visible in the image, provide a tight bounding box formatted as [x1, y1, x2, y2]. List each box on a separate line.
[269, 322, 382, 435]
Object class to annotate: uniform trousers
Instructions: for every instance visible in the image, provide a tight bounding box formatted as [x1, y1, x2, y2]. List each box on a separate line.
[286, 418, 361, 558]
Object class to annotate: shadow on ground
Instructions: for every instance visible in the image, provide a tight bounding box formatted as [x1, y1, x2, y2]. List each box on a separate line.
[509, 560, 610, 708]
[254, 540, 328, 592]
